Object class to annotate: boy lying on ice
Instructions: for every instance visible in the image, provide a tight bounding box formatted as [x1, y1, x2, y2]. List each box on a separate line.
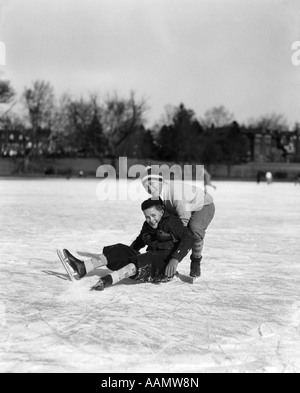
[62, 198, 194, 291]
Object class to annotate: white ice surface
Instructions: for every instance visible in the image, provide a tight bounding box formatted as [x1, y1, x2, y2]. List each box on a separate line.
[0, 179, 300, 373]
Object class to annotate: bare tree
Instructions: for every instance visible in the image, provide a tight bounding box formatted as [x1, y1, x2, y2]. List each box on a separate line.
[23, 80, 55, 157]
[202, 105, 235, 128]
[62, 94, 108, 158]
[152, 104, 177, 133]
[102, 91, 148, 158]
[0, 79, 15, 104]
[248, 113, 289, 132]
[48, 93, 73, 155]
[0, 80, 15, 119]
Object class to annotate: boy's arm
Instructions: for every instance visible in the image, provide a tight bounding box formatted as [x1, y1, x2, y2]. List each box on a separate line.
[168, 216, 194, 263]
[165, 218, 194, 278]
[130, 223, 148, 251]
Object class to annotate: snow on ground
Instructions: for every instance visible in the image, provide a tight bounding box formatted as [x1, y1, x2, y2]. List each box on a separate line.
[0, 178, 299, 373]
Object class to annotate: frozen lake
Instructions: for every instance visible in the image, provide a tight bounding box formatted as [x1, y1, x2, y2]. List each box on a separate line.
[0, 178, 299, 373]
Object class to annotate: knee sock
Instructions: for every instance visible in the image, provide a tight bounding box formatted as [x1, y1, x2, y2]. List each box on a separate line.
[107, 263, 137, 286]
[93, 263, 137, 291]
[84, 254, 108, 274]
[192, 240, 204, 260]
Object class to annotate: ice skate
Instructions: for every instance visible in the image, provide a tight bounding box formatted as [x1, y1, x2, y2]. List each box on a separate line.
[91, 275, 113, 291]
[190, 256, 202, 280]
[63, 249, 87, 278]
[57, 249, 79, 282]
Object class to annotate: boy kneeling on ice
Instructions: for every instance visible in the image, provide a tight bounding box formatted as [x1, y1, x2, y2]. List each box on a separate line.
[63, 198, 194, 291]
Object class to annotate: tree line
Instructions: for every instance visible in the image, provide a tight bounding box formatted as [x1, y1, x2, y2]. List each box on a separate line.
[0, 79, 298, 171]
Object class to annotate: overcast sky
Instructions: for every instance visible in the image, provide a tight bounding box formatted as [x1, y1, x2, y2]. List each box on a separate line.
[1, 0, 300, 126]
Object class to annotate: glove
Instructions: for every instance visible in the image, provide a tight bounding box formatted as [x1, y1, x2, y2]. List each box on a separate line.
[142, 233, 152, 245]
[156, 230, 173, 242]
[165, 258, 179, 278]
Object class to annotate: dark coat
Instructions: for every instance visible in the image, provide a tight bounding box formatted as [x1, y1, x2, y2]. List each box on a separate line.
[131, 211, 194, 263]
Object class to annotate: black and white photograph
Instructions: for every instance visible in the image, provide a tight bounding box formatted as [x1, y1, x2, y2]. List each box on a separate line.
[0, 0, 300, 374]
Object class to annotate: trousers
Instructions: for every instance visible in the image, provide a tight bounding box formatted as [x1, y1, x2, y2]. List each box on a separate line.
[103, 243, 171, 282]
[188, 202, 215, 242]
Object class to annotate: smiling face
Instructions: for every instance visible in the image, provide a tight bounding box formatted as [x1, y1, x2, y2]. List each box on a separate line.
[143, 206, 164, 229]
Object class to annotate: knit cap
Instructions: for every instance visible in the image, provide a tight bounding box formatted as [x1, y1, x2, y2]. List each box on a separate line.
[141, 198, 164, 211]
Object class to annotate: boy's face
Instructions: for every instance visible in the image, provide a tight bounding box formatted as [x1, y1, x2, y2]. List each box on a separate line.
[143, 206, 164, 229]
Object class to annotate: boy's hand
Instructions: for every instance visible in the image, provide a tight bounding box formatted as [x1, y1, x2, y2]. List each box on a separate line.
[165, 258, 179, 278]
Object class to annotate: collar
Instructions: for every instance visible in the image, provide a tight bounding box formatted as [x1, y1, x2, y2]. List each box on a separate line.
[157, 211, 170, 228]
[161, 210, 170, 219]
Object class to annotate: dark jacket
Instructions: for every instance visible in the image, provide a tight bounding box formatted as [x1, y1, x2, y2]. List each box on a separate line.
[131, 211, 194, 263]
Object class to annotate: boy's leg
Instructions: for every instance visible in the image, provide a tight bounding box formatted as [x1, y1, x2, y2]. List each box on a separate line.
[64, 244, 137, 279]
[91, 251, 171, 291]
[91, 263, 137, 291]
[103, 244, 139, 271]
[84, 255, 108, 273]
[63, 249, 108, 278]
[130, 252, 169, 282]
[188, 203, 215, 277]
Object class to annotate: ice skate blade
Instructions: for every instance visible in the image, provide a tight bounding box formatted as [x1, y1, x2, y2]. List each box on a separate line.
[175, 272, 197, 284]
[57, 249, 79, 283]
[90, 283, 105, 292]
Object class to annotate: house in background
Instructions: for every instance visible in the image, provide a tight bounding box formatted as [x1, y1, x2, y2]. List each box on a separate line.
[0, 123, 51, 157]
